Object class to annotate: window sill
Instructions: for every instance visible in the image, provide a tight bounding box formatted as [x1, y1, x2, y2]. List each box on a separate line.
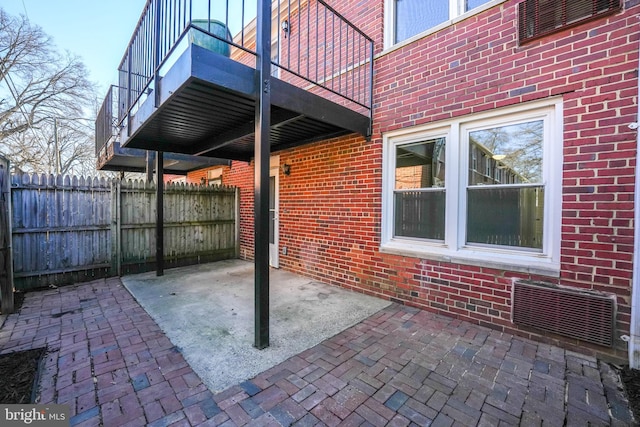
[379, 0, 507, 58]
[380, 239, 560, 278]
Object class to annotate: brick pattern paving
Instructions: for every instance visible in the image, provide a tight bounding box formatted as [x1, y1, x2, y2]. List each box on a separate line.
[0, 279, 218, 427]
[0, 278, 634, 426]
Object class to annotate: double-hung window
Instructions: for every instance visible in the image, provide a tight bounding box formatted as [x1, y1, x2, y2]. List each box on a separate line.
[382, 99, 562, 275]
[394, 137, 447, 241]
[385, 0, 498, 48]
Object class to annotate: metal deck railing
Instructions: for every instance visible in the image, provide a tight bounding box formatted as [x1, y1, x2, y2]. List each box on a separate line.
[95, 0, 374, 155]
[95, 85, 120, 155]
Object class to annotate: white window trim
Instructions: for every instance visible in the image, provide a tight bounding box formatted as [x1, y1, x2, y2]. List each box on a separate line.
[382, 0, 507, 53]
[381, 98, 563, 276]
[206, 168, 223, 180]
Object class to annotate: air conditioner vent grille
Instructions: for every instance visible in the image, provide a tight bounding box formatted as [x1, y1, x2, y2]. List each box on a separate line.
[518, 0, 621, 44]
[512, 281, 614, 347]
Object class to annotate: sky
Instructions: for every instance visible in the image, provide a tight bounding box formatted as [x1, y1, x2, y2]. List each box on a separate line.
[2, 0, 150, 94]
[2, 1, 259, 97]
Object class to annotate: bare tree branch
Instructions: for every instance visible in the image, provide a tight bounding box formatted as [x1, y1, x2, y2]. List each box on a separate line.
[0, 8, 98, 175]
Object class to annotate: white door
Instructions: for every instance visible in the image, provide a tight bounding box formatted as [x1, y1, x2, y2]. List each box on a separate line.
[269, 157, 279, 268]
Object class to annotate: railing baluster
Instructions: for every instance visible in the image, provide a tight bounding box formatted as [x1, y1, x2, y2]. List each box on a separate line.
[297, 0, 300, 75]
[156, 1, 161, 65]
[338, 17, 342, 95]
[156, 0, 159, 57]
[345, 22, 348, 98]
[287, 0, 291, 70]
[277, 0, 281, 69]
[178, 0, 183, 40]
[170, 0, 173, 54]
[358, 34, 362, 105]
[151, 4, 153, 82]
[175, 0, 179, 47]
[161, 0, 165, 46]
[353, 30, 357, 104]
[330, 13, 342, 90]
[171, 0, 178, 51]
[348, 28, 352, 103]
[306, 1, 310, 79]
[154, 0, 162, 107]
[369, 41, 374, 129]
[143, 7, 145, 80]
[152, 2, 157, 65]
[173, 0, 177, 50]
[157, 0, 160, 66]
[351, 26, 354, 103]
[225, 0, 229, 37]
[127, 44, 133, 136]
[241, 0, 245, 47]
[323, 6, 327, 88]
[315, 1, 318, 83]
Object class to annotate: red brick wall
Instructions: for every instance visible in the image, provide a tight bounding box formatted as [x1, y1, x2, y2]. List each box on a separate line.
[223, 162, 255, 260]
[185, 166, 228, 184]
[221, 0, 639, 362]
[185, 168, 209, 185]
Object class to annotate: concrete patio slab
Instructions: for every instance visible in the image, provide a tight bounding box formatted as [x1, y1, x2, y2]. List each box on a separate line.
[121, 259, 392, 393]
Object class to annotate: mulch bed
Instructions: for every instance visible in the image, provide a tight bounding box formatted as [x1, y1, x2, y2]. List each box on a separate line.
[0, 348, 45, 403]
[0, 291, 45, 404]
[621, 366, 640, 421]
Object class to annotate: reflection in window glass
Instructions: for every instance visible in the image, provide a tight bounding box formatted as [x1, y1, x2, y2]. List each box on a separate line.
[467, 186, 544, 250]
[393, 0, 492, 44]
[395, 192, 446, 240]
[468, 120, 543, 186]
[395, 139, 446, 189]
[466, 0, 492, 11]
[394, 138, 446, 240]
[467, 120, 544, 250]
[395, 0, 448, 43]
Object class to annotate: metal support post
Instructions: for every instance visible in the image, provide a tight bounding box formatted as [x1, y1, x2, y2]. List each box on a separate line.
[254, 0, 272, 349]
[156, 151, 164, 276]
[153, 0, 162, 108]
[146, 151, 156, 183]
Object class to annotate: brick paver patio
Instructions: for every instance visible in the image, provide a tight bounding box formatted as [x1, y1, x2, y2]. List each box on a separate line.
[0, 277, 634, 426]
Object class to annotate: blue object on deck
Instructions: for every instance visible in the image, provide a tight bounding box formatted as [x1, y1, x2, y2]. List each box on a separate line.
[190, 19, 232, 57]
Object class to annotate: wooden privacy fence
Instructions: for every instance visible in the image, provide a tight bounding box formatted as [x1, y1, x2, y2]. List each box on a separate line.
[10, 173, 238, 290]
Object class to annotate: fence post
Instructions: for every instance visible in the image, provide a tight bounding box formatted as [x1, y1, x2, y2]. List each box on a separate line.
[0, 156, 14, 314]
[111, 179, 122, 276]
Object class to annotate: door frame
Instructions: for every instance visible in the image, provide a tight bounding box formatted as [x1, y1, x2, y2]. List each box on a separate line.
[269, 155, 280, 268]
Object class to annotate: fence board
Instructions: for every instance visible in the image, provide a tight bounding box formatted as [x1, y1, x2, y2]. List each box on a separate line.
[10, 174, 237, 289]
[0, 156, 14, 313]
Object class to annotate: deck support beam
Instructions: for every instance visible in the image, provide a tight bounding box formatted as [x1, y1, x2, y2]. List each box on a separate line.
[156, 151, 164, 277]
[254, 0, 272, 350]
